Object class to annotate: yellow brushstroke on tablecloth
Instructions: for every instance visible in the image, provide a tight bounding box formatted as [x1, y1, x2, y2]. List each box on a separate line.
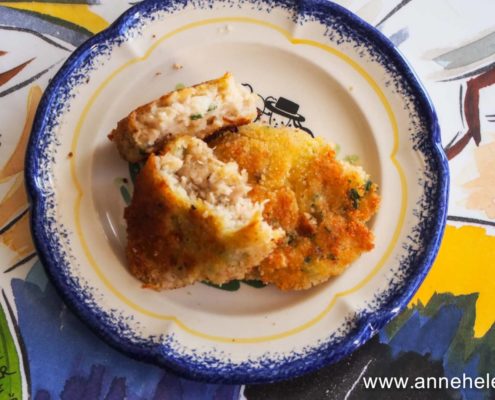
[0, 85, 40, 258]
[1, 3, 108, 34]
[0, 86, 41, 183]
[0, 175, 26, 229]
[0, 210, 33, 259]
[0, 175, 33, 257]
[410, 225, 495, 338]
[464, 141, 495, 219]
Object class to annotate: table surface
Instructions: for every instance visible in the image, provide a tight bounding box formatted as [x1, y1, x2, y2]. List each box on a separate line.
[0, 1, 494, 399]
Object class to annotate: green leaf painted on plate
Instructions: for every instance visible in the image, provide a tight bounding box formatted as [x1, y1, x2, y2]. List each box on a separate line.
[120, 186, 132, 205]
[129, 162, 143, 184]
[202, 280, 241, 291]
[0, 304, 22, 399]
[202, 279, 267, 290]
[242, 280, 267, 288]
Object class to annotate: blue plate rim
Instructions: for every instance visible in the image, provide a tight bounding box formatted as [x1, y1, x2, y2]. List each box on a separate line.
[25, 0, 449, 384]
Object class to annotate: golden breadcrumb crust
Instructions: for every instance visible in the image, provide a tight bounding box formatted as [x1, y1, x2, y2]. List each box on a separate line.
[124, 137, 281, 290]
[210, 124, 380, 290]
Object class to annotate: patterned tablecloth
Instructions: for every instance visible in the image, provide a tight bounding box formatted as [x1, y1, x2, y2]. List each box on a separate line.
[1, 1, 494, 399]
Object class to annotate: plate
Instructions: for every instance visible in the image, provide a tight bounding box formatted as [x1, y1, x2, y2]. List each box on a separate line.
[25, 0, 449, 383]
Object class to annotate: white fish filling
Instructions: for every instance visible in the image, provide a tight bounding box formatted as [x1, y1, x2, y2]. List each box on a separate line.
[159, 138, 264, 230]
[135, 76, 255, 148]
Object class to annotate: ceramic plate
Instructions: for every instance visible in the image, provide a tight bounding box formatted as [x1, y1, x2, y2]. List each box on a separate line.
[26, 0, 449, 383]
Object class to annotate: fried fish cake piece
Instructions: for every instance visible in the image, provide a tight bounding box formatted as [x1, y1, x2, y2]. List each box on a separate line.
[110, 73, 257, 162]
[210, 124, 380, 290]
[125, 136, 283, 290]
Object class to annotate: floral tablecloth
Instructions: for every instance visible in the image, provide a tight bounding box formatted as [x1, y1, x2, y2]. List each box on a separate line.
[1, 1, 494, 399]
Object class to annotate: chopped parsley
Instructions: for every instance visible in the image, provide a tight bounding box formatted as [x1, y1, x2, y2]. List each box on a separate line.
[349, 188, 361, 209]
[344, 154, 359, 164]
[207, 104, 217, 112]
[190, 113, 203, 120]
[365, 180, 372, 192]
[287, 232, 298, 246]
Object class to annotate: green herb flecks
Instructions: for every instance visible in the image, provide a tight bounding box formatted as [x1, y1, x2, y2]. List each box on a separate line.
[349, 188, 361, 209]
[287, 232, 298, 246]
[175, 83, 185, 90]
[207, 104, 217, 112]
[365, 180, 372, 192]
[190, 113, 203, 120]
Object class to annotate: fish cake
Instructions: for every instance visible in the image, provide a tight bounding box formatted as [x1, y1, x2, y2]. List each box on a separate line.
[210, 124, 380, 290]
[109, 73, 257, 162]
[125, 136, 283, 290]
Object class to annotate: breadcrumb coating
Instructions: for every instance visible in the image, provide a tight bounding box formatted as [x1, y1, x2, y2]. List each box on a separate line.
[125, 136, 283, 290]
[210, 124, 380, 290]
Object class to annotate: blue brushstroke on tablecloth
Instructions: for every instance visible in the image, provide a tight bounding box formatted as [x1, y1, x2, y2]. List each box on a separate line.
[12, 261, 240, 399]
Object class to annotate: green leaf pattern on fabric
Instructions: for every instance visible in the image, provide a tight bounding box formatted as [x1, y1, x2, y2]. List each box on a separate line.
[0, 305, 22, 399]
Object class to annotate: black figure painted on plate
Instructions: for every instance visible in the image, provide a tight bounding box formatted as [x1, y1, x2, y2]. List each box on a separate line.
[242, 83, 314, 137]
